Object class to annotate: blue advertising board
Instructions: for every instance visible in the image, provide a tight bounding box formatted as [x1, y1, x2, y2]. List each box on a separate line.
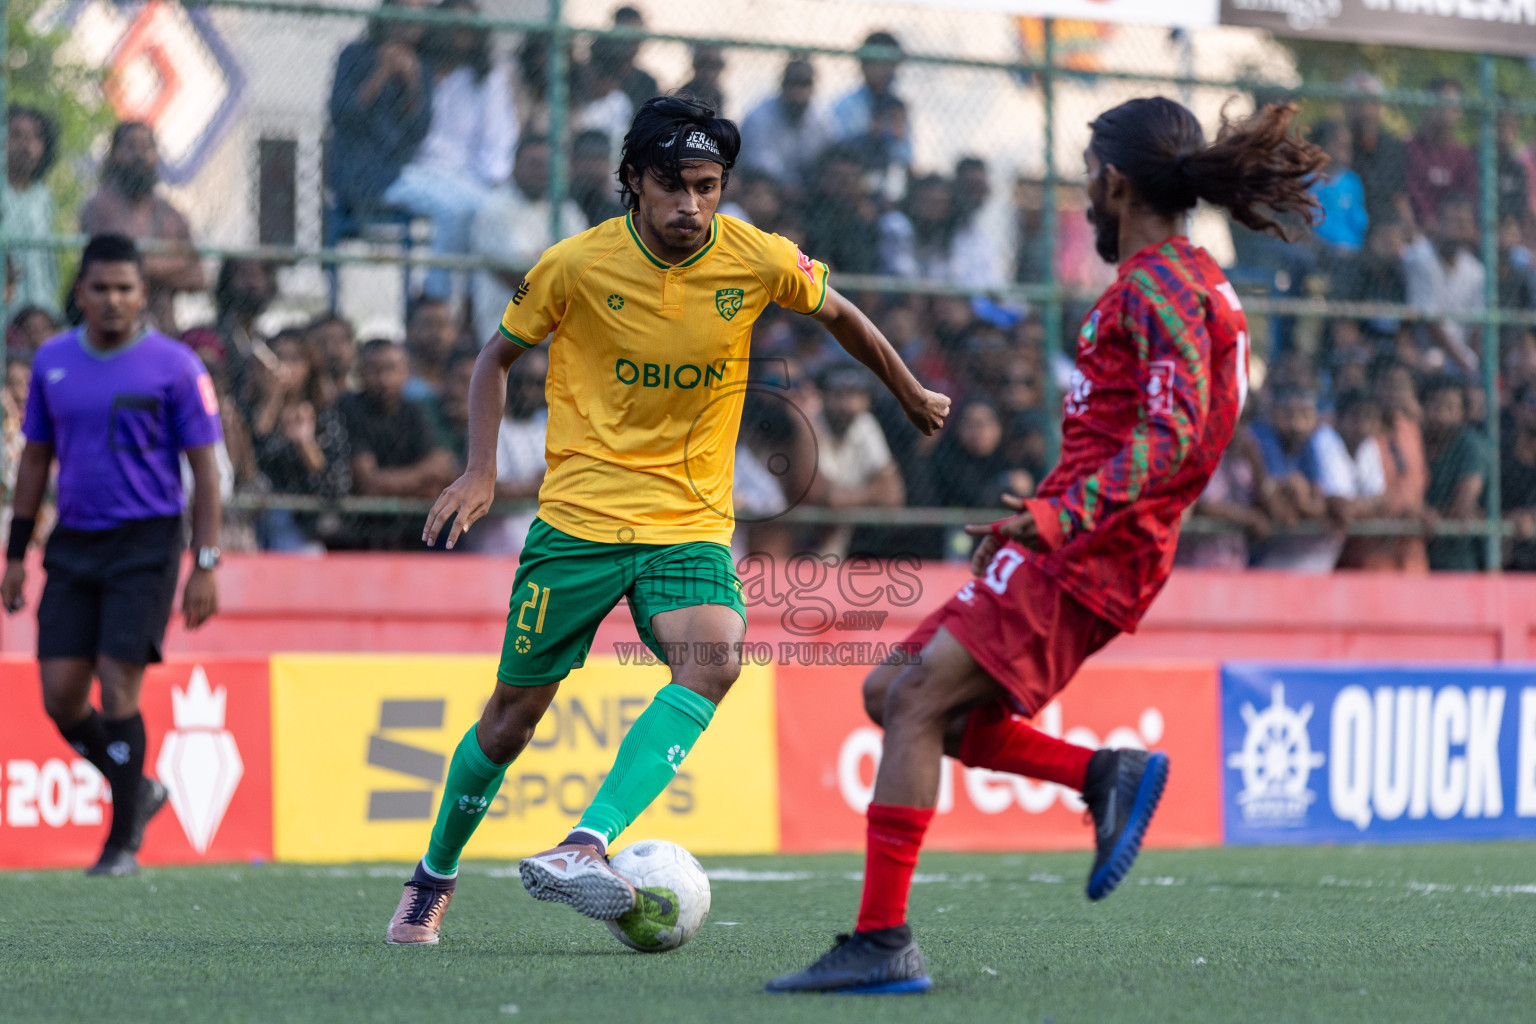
[1221, 664, 1536, 845]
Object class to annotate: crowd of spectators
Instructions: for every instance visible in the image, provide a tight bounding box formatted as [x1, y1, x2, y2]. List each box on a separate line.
[1177, 71, 1536, 573]
[11, 8, 1536, 571]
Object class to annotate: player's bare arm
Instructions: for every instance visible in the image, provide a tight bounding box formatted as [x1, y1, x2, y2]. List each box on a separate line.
[423, 334, 529, 549]
[182, 444, 222, 630]
[1, 440, 54, 613]
[813, 287, 949, 435]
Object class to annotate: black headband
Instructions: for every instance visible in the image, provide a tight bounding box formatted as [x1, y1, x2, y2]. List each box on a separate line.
[669, 128, 726, 165]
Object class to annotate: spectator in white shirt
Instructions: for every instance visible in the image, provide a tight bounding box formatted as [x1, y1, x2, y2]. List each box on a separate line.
[812, 364, 904, 556]
[383, 0, 518, 301]
[879, 174, 958, 281]
[471, 134, 588, 346]
[1402, 194, 1485, 378]
[740, 59, 836, 201]
[1332, 389, 1389, 507]
[574, 36, 636, 162]
[948, 156, 1010, 289]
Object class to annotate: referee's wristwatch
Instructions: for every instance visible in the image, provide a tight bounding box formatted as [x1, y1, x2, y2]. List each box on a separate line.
[196, 546, 222, 572]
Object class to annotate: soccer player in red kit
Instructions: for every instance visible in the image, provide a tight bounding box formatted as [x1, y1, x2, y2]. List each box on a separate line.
[767, 97, 1327, 995]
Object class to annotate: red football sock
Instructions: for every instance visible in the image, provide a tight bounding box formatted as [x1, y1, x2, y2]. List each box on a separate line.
[957, 701, 1094, 791]
[856, 803, 935, 932]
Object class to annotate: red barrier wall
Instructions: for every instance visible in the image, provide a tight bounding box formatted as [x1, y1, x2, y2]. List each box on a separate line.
[2, 553, 1531, 662]
[0, 659, 272, 869]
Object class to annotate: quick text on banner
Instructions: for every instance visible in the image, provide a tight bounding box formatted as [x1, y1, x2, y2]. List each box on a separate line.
[1329, 684, 1536, 829]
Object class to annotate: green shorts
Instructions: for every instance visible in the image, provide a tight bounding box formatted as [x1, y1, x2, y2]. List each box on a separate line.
[497, 518, 746, 686]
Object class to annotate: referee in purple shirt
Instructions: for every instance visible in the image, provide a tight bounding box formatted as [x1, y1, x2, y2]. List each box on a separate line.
[1, 235, 224, 876]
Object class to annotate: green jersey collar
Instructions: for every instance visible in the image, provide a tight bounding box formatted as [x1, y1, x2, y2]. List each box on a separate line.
[625, 212, 718, 270]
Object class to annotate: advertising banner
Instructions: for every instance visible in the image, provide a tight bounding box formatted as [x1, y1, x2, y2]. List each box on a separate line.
[0, 658, 272, 869]
[1222, 664, 1536, 844]
[1219, 0, 1536, 59]
[776, 661, 1222, 853]
[270, 655, 779, 863]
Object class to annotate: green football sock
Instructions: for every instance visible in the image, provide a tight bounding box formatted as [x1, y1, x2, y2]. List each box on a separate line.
[577, 683, 716, 844]
[423, 725, 511, 877]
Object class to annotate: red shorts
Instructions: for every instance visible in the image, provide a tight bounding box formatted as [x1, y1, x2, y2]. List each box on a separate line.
[899, 545, 1120, 715]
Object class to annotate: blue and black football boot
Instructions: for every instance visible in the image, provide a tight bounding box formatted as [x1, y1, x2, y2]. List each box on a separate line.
[1083, 748, 1170, 901]
[765, 926, 932, 995]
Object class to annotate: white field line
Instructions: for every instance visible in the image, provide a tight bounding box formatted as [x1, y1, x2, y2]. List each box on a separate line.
[240, 864, 1536, 897]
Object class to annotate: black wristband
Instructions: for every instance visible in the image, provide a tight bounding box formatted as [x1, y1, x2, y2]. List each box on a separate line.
[7, 517, 35, 562]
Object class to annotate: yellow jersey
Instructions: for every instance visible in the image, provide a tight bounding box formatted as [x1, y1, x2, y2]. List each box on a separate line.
[499, 212, 830, 546]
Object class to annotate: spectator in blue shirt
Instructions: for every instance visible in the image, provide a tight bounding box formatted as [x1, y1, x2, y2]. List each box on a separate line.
[832, 31, 911, 167]
[1250, 387, 1357, 571]
[1310, 121, 1368, 255]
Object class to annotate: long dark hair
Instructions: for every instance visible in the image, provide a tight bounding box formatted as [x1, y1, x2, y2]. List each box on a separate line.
[7, 106, 58, 183]
[213, 257, 276, 321]
[617, 95, 741, 211]
[269, 328, 329, 411]
[1089, 97, 1327, 238]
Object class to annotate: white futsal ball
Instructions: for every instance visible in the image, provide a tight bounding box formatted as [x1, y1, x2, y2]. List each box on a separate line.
[604, 839, 712, 952]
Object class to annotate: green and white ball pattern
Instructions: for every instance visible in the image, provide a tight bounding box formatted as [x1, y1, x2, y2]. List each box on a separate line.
[604, 840, 711, 952]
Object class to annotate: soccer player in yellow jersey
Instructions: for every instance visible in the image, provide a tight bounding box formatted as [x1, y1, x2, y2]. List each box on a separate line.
[386, 96, 949, 945]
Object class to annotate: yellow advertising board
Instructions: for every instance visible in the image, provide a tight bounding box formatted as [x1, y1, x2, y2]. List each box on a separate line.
[271, 655, 779, 862]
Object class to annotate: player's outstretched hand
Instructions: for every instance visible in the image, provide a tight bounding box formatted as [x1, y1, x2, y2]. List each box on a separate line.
[423, 469, 496, 551]
[1, 562, 25, 614]
[963, 493, 1041, 575]
[901, 388, 951, 436]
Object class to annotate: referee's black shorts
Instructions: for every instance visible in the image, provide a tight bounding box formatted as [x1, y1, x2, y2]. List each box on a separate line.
[37, 516, 184, 666]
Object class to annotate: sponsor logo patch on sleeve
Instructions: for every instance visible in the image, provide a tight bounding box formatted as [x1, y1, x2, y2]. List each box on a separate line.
[197, 373, 220, 416]
[796, 247, 817, 285]
[1146, 360, 1175, 416]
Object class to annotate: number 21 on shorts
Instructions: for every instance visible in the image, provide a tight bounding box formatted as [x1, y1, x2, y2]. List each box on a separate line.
[517, 582, 552, 632]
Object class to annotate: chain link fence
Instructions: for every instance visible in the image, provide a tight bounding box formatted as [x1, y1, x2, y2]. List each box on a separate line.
[5, 0, 1536, 568]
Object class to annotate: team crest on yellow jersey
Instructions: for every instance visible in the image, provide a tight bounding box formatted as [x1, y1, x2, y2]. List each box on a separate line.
[715, 288, 744, 321]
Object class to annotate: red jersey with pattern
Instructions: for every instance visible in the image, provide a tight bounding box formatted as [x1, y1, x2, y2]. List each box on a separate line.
[1022, 236, 1248, 631]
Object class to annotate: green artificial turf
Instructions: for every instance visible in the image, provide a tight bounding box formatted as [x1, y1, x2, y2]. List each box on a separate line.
[2, 844, 1533, 1023]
